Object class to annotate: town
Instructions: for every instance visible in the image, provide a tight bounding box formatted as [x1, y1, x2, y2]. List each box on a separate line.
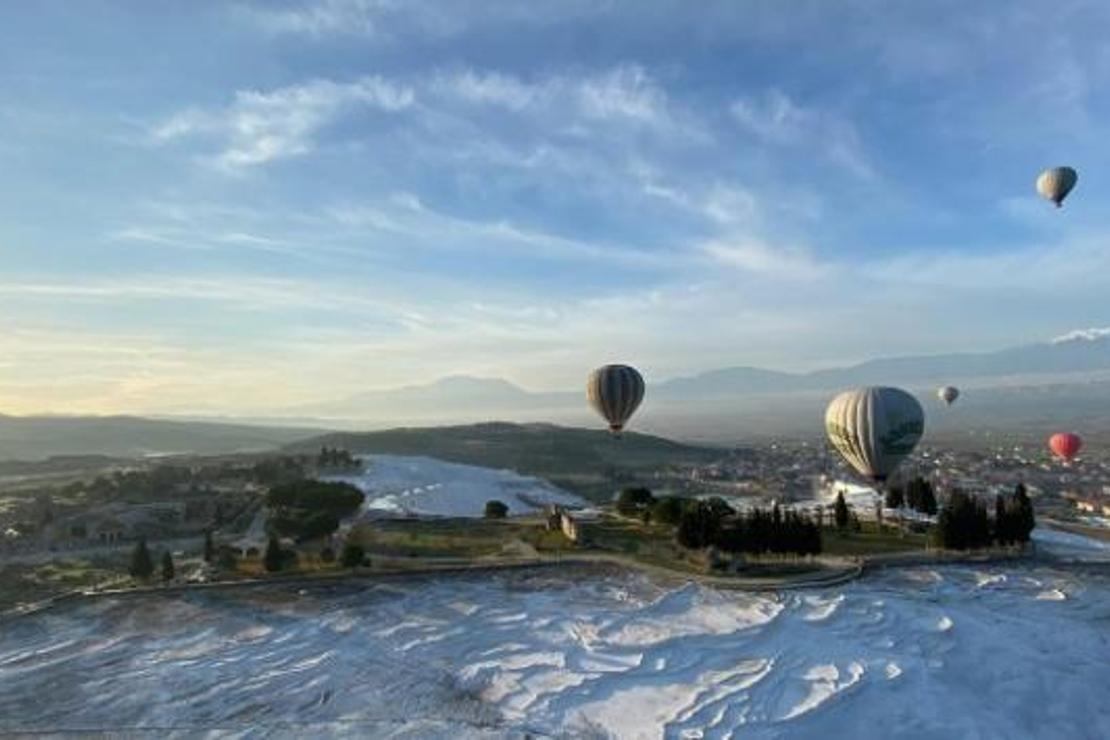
[2, 426, 1105, 611]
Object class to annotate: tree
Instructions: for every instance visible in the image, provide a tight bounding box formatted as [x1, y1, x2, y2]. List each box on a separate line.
[203, 530, 214, 563]
[714, 507, 821, 557]
[216, 545, 238, 571]
[484, 500, 509, 519]
[266, 480, 365, 516]
[129, 538, 154, 579]
[994, 495, 1011, 545]
[616, 487, 655, 517]
[834, 491, 849, 530]
[676, 500, 729, 550]
[904, 477, 938, 515]
[341, 543, 366, 568]
[920, 480, 938, 516]
[1013, 483, 1036, 544]
[161, 551, 175, 582]
[936, 490, 992, 550]
[271, 510, 340, 542]
[651, 496, 685, 526]
[264, 536, 284, 572]
[885, 487, 905, 509]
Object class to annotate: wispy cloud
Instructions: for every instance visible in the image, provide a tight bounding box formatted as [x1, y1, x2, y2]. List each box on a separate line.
[730, 89, 873, 179]
[236, 0, 448, 39]
[151, 76, 414, 169]
[151, 64, 701, 173]
[433, 65, 680, 127]
[700, 238, 829, 280]
[327, 192, 683, 269]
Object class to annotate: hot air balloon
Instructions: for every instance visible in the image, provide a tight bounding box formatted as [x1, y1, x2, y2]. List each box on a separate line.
[825, 387, 925, 483]
[1048, 432, 1082, 462]
[938, 386, 959, 406]
[587, 364, 644, 434]
[1036, 166, 1078, 207]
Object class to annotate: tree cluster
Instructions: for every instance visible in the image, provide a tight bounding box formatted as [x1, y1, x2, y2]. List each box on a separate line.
[674, 499, 724, 549]
[316, 446, 360, 470]
[994, 483, 1036, 546]
[251, 457, 307, 486]
[266, 480, 365, 542]
[341, 543, 367, 568]
[616, 487, 655, 518]
[270, 510, 339, 542]
[129, 539, 179, 581]
[935, 484, 1035, 550]
[650, 496, 685, 525]
[675, 500, 822, 556]
[886, 477, 938, 515]
[484, 500, 509, 519]
[715, 505, 822, 556]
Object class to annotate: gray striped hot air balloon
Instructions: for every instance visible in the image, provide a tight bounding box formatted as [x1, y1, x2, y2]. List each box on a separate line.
[587, 364, 644, 434]
[1036, 166, 1078, 207]
[824, 387, 924, 483]
[937, 386, 959, 406]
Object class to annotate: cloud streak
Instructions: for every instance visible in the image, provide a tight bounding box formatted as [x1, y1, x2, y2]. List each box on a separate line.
[152, 76, 414, 169]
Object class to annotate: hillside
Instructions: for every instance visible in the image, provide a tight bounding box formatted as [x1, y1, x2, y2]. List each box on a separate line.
[0, 415, 323, 461]
[287, 422, 723, 502]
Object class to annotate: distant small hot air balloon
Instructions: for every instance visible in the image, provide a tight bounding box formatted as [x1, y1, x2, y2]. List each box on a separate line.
[825, 387, 925, 483]
[938, 386, 959, 406]
[1036, 166, 1078, 207]
[1049, 432, 1082, 462]
[587, 364, 644, 434]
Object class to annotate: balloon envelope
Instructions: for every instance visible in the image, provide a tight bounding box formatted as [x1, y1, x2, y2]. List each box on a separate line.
[938, 386, 959, 406]
[1049, 432, 1082, 461]
[587, 364, 645, 434]
[1036, 166, 1078, 207]
[825, 387, 925, 483]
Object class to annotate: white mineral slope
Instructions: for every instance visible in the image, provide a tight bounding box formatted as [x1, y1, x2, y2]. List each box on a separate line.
[5, 547, 1110, 739]
[1034, 527, 1110, 561]
[327, 454, 586, 518]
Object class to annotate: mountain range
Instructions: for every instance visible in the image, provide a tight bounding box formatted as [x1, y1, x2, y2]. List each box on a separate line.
[1, 332, 1108, 461]
[286, 331, 1110, 428]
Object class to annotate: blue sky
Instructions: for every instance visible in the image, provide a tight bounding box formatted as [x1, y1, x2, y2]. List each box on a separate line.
[2, 0, 1110, 415]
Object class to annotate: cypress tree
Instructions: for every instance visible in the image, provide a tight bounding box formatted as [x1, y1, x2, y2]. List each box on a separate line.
[921, 480, 938, 516]
[161, 551, 175, 582]
[129, 538, 154, 579]
[203, 530, 214, 563]
[834, 492, 849, 530]
[1014, 483, 1036, 543]
[264, 536, 284, 572]
[995, 495, 1009, 545]
[885, 487, 904, 509]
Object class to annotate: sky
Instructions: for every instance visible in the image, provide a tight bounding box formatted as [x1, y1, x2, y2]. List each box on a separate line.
[2, 0, 1110, 416]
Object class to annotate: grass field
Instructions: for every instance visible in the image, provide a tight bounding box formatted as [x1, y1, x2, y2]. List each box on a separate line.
[0, 557, 123, 611]
[821, 522, 928, 556]
[345, 517, 574, 559]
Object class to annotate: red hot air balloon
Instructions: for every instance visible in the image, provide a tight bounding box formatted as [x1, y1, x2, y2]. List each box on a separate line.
[1049, 432, 1083, 462]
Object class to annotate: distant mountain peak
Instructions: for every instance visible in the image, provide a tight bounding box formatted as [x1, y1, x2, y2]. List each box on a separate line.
[1052, 327, 1110, 344]
[431, 375, 522, 390]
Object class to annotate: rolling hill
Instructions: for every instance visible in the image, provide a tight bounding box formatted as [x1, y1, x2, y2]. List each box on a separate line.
[0, 415, 323, 461]
[287, 422, 723, 502]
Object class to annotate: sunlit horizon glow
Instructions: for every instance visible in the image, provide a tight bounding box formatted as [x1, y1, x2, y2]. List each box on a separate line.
[2, 1, 1110, 416]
